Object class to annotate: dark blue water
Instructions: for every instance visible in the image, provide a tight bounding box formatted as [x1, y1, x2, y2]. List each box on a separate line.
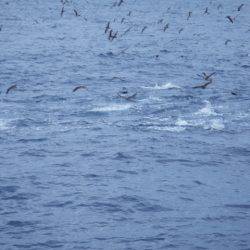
[0, 0, 250, 249]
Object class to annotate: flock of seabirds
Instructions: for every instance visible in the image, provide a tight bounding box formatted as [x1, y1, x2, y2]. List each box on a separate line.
[1, 0, 247, 100]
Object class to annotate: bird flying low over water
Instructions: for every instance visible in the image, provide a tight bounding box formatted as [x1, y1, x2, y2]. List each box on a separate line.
[204, 7, 209, 14]
[197, 72, 215, 80]
[105, 21, 110, 33]
[74, 9, 80, 16]
[118, 87, 137, 100]
[187, 11, 192, 20]
[73, 85, 87, 92]
[117, 0, 124, 7]
[109, 30, 118, 41]
[163, 23, 169, 32]
[178, 28, 184, 34]
[225, 39, 232, 45]
[141, 26, 147, 33]
[192, 79, 213, 89]
[226, 16, 235, 23]
[6, 84, 17, 94]
[202, 72, 216, 81]
[60, 6, 65, 17]
[238, 4, 244, 11]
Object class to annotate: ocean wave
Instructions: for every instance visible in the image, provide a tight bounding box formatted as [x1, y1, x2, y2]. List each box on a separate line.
[195, 101, 217, 116]
[142, 82, 182, 90]
[151, 126, 186, 132]
[210, 119, 225, 131]
[90, 103, 133, 112]
[175, 118, 189, 126]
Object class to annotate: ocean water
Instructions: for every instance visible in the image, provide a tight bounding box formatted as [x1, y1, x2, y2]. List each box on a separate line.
[0, 0, 250, 249]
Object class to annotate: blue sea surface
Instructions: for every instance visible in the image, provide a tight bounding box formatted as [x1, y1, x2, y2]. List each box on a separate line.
[0, 0, 250, 249]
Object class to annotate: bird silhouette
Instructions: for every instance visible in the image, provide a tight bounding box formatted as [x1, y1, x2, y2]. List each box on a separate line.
[105, 21, 110, 34]
[117, 0, 124, 7]
[225, 39, 232, 45]
[141, 26, 147, 33]
[74, 9, 80, 16]
[204, 7, 209, 14]
[193, 79, 213, 89]
[73, 85, 87, 92]
[238, 4, 244, 11]
[178, 28, 184, 34]
[6, 84, 17, 94]
[163, 23, 169, 32]
[60, 6, 65, 17]
[226, 16, 234, 23]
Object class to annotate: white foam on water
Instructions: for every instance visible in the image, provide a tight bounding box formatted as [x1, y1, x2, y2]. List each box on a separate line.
[195, 100, 217, 116]
[148, 117, 171, 122]
[0, 119, 9, 130]
[142, 82, 182, 90]
[91, 103, 133, 112]
[152, 126, 186, 132]
[148, 96, 163, 102]
[176, 118, 189, 126]
[139, 96, 163, 104]
[210, 119, 225, 131]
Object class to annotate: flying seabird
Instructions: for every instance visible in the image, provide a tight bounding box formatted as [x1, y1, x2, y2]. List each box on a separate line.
[105, 21, 110, 33]
[192, 79, 213, 89]
[117, 0, 124, 7]
[108, 29, 113, 40]
[197, 72, 216, 81]
[73, 85, 87, 92]
[141, 26, 147, 33]
[109, 30, 118, 41]
[178, 28, 184, 34]
[226, 16, 234, 23]
[163, 23, 169, 32]
[225, 39, 232, 45]
[120, 87, 128, 94]
[74, 9, 80, 16]
[187, 11, 192, 20]
[204, 7, 209, 14]
[238, 4, 244, 11]
[118, 87, 137, 100]
[60, 6, 65, 17]
[203, 72, 216, 81]
[112, 31, 118, 40]
[6, 84, 17, 94]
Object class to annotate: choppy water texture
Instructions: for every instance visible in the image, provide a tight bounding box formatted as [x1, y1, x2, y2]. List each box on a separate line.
[0, 0, 250, 249]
